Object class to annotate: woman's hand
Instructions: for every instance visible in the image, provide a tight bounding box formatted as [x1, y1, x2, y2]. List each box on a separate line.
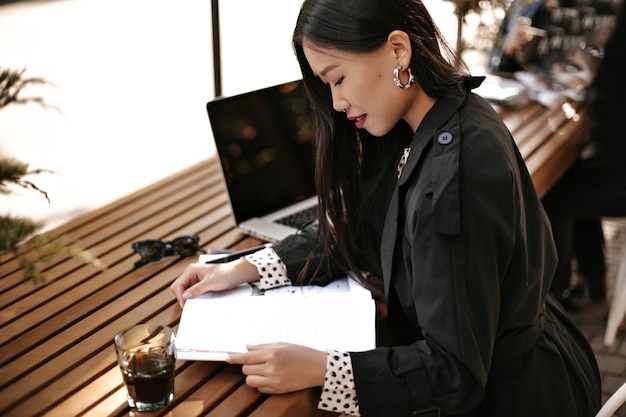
[226, 343, 327, 394]
[170, 258, 258, 307]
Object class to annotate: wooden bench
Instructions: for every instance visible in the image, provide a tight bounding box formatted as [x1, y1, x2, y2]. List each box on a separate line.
[0, 97, 587, 416]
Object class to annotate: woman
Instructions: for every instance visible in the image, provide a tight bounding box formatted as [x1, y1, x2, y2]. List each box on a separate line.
[171, 0, 601, 415]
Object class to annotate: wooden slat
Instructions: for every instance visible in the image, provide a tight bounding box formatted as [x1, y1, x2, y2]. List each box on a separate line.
[511, 104, 551, 151]
[248, 390, 336, 417]
[526, 106, 588, 198]
[201, 384, 267, 417]
[500, 101, 547, 141]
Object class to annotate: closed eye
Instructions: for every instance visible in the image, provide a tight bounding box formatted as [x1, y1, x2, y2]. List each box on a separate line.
[333, 76, 345, 87]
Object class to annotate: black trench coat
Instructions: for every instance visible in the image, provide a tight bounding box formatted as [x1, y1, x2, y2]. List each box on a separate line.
[272, 79, 601, 417]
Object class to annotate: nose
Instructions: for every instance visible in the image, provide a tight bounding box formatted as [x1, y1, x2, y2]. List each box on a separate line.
[330, 89, 348, 114]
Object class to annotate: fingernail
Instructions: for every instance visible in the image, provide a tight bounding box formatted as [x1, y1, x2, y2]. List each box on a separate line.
[183, 291, 191, 299]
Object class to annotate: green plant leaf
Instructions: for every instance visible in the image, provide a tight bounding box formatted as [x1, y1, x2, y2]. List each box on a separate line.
[1, 67, 105, 285]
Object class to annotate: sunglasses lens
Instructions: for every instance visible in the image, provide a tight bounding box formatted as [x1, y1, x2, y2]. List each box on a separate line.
[132, 236, 203, 268]
[172, 236, 200, 257]
[133, 241, 165, 261]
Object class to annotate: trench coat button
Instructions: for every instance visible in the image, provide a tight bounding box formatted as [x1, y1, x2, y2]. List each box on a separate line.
[436, 131, 453, 145]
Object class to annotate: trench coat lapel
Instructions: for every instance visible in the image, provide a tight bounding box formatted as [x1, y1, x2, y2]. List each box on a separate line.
[380, 81, 476, 295]
[381, 185, 399, 295]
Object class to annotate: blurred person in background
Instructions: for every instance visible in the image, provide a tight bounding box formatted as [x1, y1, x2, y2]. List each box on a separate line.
[490, 0, 624, 313]
[541, 0, 626, 314]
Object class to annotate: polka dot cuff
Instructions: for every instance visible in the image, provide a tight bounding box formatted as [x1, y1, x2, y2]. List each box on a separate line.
[318, 350, 360, 416]
[244, 247, 291, 289]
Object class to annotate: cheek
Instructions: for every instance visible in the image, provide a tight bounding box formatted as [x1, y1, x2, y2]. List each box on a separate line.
[371, 79, 400, 114]
[371, 94, 408, 135]
[367, 105, 400, 136]
[362, 74, 390, 106]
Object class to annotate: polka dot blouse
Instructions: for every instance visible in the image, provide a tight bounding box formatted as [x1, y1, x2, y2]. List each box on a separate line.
[244, 247, 291, 289]
[244, 247, 361, 416]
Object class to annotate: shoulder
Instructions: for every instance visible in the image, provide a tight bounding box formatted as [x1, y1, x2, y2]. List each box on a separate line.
[454, 95, 521, 186]
[458, 94, 514, 150]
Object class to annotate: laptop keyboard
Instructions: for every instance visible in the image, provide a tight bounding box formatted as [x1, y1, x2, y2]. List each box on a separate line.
[275, 205, 318, 229]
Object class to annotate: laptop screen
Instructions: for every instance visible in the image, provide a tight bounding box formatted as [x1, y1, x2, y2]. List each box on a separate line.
[207, 80, 316, 223]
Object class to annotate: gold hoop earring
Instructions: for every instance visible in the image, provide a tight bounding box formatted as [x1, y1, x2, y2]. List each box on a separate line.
[393, 62, 415, 89]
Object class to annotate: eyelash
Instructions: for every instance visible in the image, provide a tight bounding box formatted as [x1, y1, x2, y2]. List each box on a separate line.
[321, 75, 344, 91]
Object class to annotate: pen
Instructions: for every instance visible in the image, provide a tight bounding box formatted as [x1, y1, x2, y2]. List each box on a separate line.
[206, 248, 237, 254]
[204, 243, 272, 264]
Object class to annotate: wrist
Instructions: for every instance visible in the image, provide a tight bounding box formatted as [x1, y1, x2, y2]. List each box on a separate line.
[229, 257, 260, 285]
[314, 349, 329, 387]
[301, 348, 329, 388]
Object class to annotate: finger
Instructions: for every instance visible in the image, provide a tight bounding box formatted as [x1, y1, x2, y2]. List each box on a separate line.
[245, 343, 275, 352]
[225, 352, 246, 364]
[179, 284, 218, 308]
[180, 269, 215, 300]
[245, 375, 277, 393]
[226, 350, 265, 365]
[241, 363, 266, 377]
[170, 279, 190, 308]
[247, 376, 289, 395]
[170, 267, 201, 297]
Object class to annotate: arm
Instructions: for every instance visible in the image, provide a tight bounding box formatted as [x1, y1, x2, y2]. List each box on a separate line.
[226, 346, 361, 416]
[271, 220, 346, 285]
[227, 228, 363, 414]
[170, 256, 260, 307]
[170, 221, 342, 305]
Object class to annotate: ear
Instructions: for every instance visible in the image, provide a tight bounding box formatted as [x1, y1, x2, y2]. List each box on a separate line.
[387, 30, 412, 65]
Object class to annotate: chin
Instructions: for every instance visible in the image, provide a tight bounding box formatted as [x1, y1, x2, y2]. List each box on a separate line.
[364, 127, 390, 138]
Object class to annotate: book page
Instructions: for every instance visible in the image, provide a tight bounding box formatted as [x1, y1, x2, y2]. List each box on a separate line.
[175, 277, 375, 361]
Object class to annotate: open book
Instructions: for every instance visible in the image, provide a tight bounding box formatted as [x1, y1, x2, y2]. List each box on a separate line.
[175, 276, 376, 361]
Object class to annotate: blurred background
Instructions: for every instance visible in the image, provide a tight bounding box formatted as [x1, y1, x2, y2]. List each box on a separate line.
[0, 0, 493, 232]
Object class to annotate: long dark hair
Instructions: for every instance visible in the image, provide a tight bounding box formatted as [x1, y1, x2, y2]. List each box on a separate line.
[292, 0, 468, 290]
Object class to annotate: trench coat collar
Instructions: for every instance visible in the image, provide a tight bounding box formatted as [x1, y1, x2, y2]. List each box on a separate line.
[380, 76, 485, 295]
[398, 76, 484, 185]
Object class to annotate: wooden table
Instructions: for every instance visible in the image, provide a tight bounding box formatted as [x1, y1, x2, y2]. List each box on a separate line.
[0, 97, 587, 417]
[499, 97, 587, 198]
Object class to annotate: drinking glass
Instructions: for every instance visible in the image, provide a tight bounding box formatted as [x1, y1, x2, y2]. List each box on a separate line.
[114, 324, 176, 411]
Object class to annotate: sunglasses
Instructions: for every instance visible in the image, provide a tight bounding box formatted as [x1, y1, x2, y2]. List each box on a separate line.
[131, 235, 206, 268]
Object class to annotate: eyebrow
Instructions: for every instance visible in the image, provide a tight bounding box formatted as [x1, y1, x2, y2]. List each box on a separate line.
[317, 64, 339, 77]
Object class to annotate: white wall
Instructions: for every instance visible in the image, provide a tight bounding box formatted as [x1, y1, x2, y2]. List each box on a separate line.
[219, 0, 303, 96]
[219, 0, 457, 96]
[0, 0, 455, 231]
[0, 0, 214, 229]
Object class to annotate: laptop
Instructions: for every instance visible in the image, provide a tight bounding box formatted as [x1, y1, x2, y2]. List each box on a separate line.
[206, 80, 318, 242]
